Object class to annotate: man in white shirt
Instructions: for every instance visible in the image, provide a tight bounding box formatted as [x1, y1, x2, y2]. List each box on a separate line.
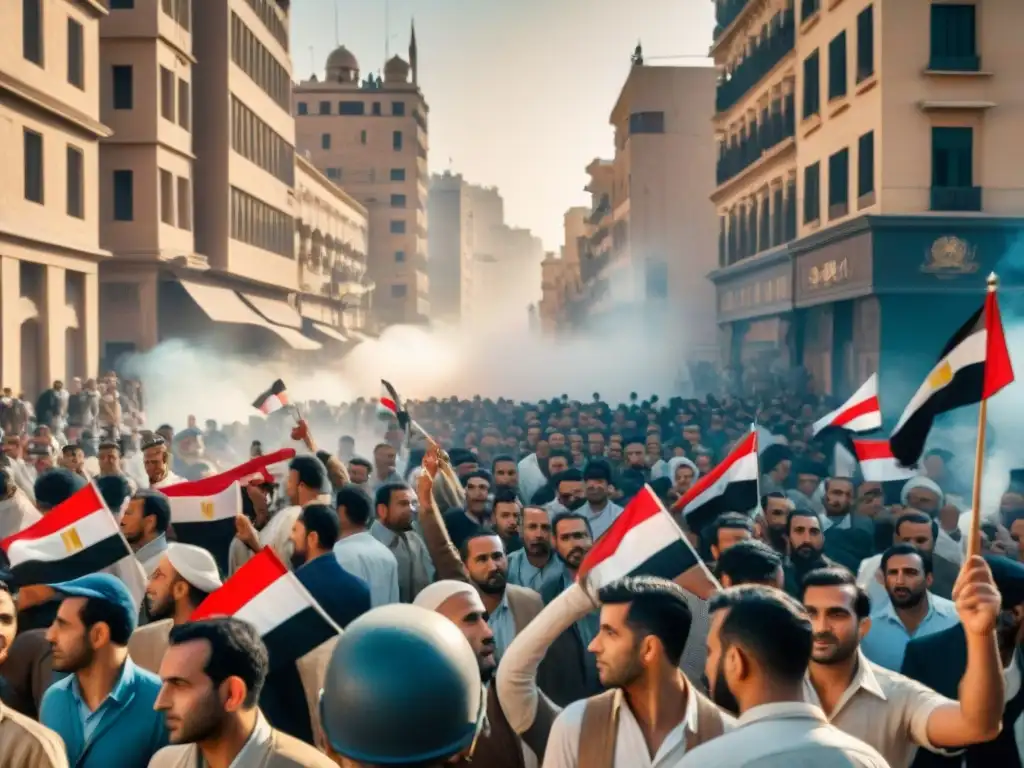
[334, 484, 399, 607]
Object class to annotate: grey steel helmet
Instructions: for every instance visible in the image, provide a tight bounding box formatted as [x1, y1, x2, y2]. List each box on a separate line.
[320, 603, 486, 765]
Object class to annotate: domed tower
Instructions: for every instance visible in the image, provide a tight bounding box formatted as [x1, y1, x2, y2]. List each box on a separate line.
[325, 45, 359, 84]
[383, 55, 410, 84]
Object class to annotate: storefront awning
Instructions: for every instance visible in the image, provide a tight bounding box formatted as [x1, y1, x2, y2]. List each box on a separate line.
[312, 322, 348, 342]
[179, 279, 322, 351]
[239, 292, 304, 329]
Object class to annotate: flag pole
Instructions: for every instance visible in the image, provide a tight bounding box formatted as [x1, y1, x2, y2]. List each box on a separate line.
[967, 272, 998, 558]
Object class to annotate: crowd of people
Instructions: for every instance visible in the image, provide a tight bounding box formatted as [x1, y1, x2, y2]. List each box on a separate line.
[0, 370, 1022, 767]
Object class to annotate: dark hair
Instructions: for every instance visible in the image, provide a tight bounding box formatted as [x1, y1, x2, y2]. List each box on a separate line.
[168, 618, 269, 708]
[881, 543, 932, 576]
[708, 585, 812, 684]
[457, 526, 502, 562]
[61, 444, 83, 456]
[800, 567, 871, 619]
[336, 484, 373, 528]
[463, 469, 493, 488]
[348, 457, 373, 472]
[551, 510, 592, 538]
[704, 512, 753, 556]
[491, 455, 517, 470]
[133, 489, 171, 534]
[289, 455, 326, 492]
[582, 459, 613, 483]
[894, 512, 938, 542]
[0, 580, 10, 596]
[825, 476, 854, 492]
[299, 503, 341, 550]
[97, 440, 120, 454]
[80, 597, 133, 646]
[492, 487, 519, 507]
[713, 539, 782, 585]
[760, 491, 788, 508]
[551, 469, 583, 489]
[786, 507, 822, 533]
[375, 482, 410, 510]
[141, 436, 167, 453]
[598, 576, 692, 665]
[95, 475, 132, 514]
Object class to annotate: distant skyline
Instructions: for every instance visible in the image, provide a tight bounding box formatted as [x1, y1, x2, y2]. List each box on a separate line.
[291, 0, 715, 249]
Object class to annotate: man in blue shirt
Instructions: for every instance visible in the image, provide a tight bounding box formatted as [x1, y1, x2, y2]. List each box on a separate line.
[40, 573, 168, 767]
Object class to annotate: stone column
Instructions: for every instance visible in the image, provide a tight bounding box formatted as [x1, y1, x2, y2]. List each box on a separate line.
[43, 264, 67, 385]
[84, 271, 100, 379]
[0, 258, 22, 391]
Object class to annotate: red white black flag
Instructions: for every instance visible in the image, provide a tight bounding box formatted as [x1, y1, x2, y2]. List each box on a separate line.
[812, 374, 882, 437]
[672, 431, 759, 533]
[252, 380, 289, 415]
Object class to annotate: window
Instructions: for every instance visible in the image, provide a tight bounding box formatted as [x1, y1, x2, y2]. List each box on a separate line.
[110, 0, 134, 7]
[372, 102, 381, 116]
[326, 168, 341, 180]
[229, 13, 292, 111]
[67, 19, 84, 89]
[856, 5, 875, 82]
[930, 4, 979, 71]
[229, 187, 294, 258]
[801, 0, 819, 22]
[66, 145, 83, 218]
[319, 101, 331, 115]
[23, 0, 43, 66]
[162, 0, 191, 31]
[828, 32, 847, 101]
[239, 0, 287, 50]
[112, 65, 134, 110]
[392, 131, 403, 151]
[389, 220, 406, 234]
[23, 130, 43, 204]
[390, 168, 406, 182]
[828, 148, 850, 219]
[392, 101, 406, 116]
[321, 133, 331, 150]
[339, 101, 364, 115]
[160, 67, 175, 121]
[629, 112, 665, 134]
[360, 130, 367, 145]
[178, 79, 191, 130]
[772, 187, 784, 245]
[803, 51, 820, 118]
[177, 176, 192, 230]
[932, 127, 974, 187]
[113, 170, 134, 221]
[390, 194, 407, 208]
[803, 162, 821, 223]
[297, 102, 308, 115]
[230, 96, 295, 185]
[394, 250, 406, 262]
[391, 285, 408, 299]
[858, 131, 875, 203]
[159, 169, 174, 224]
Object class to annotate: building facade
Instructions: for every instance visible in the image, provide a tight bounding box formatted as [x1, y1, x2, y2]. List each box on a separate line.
[538, 207, 586, 334]
[566, 55, 719, 356]
[427, 171, 474, 325]
[0, 0, 110, 396]
[293, 29, 430, 327]
[710, 0, 1024, 410]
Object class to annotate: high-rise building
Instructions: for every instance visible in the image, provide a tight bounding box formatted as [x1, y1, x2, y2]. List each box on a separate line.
[293, 26, 429, 327]
[427, 172, 474, 324]
[0, 0, 111, 395]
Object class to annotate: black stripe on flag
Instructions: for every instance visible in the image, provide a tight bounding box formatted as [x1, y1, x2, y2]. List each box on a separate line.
[171, 519, 237, 578]
[628, 537, 700, 581]
[261, 605, 338, 670]
[11, 534, 130, 587]
[686, 478, 759, 537]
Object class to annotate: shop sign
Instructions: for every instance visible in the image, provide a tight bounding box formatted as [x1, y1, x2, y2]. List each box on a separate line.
[719, 275, 790, 314]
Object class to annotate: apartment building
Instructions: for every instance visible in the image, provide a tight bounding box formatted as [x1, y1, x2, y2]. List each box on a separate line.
[0, 0, 111, 395]
[538, 207, 586, 334]
[427, 172, 475, 325]
[712, 0, 1024, 405]
[293, 28, 430, 327]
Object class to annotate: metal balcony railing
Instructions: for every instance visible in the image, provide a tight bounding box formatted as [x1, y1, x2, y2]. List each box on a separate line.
[716, 8, 795, 114]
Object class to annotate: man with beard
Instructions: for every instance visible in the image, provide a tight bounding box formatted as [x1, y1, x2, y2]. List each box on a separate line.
[371, 482, 433, 603]
[492, 455, 521, 495]
[346, 457, 372, 490]
[761, 492, 795, 554]
[784, 508, 842, 597]
[444, 470, 493, 547]
[40, 574, 169, 767]
[120, 489, 171, 577]
[857, 512, 959, 603]
[127, 543, 222, 674]
[681, 585, 888, 767]
[141, 437, 182, 489]
[492, 488, 524, 553]
[579, 460, 622, 541]
[542, 468, 585, 516]
[899, 477, 964, 566]
[822, 477, 876, 572]
[801, 567, 1004, 768]
[861, 544, 959, 670]
[507, 506, 565, 594]
[150, 617, 335, 768]
[544, 577, 732, 766]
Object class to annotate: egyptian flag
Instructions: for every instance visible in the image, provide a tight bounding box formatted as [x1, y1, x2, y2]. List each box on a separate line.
[672, 431, 759, 534]
[0, 483, 131, 587]
[812, 374, 882, 438]
[379, 379, 410, 430]
[190, 548, 341, 668]
[853, 439, 918, 484]
[253, 380, 289, 415]
[579, 486, 718, 600]
[890, 292, 1015, 466]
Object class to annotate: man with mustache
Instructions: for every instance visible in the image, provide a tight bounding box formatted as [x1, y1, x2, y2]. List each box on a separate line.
[506, 505, 565, 594]
[578, 460, 622, 541]
[760, 491, 795, 555]
[784, 508, 842, 597]
[801, 567, 1004, 767]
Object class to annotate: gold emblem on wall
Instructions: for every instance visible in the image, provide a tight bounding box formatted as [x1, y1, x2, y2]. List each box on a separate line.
[921, 236, 979, 277]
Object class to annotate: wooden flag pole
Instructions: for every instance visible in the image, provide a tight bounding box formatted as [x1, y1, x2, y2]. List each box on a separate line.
[967, 272, 998, 558]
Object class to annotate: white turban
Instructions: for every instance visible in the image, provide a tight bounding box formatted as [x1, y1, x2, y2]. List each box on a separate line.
[413, 580, 480, 612]
[900, 476, 944, 507]
[166, 542, 223, 594]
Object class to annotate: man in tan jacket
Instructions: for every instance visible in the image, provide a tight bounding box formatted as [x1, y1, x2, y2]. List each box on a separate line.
[149, 617, 335, 768]
[0, 698, 68, 768]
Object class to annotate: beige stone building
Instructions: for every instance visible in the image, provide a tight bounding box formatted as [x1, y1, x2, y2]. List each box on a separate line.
[538, 207, 587, 334]
[293, 29, 430, 327]
[427, 171, 475, 325]
[0, 0, 110, 396]
[710, 0, 1024, 403]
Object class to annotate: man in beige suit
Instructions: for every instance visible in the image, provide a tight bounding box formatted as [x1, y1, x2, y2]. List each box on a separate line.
[149, 617, 335, 768]
[129, 543, 222, 674]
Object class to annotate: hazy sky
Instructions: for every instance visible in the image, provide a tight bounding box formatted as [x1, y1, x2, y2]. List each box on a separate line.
[291, 0, 715, 250]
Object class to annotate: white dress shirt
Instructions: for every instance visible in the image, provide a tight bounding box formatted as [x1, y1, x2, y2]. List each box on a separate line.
[333, 530, 400, 607]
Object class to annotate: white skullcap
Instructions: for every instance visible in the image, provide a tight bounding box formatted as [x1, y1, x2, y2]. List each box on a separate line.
[413, 580, 480, 612]
[166, 542, 223, 594]
[900, 476, 944, 507]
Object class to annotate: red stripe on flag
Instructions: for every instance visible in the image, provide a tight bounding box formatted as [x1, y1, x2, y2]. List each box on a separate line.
[190, 548, 288, 620]
[277, 391, 289, 406]
[984, 292, 1015, 399]
[672, 431, 757, 512]
[852, 439, 895, 462]
[380, 397, 398, 414]
[161, 448, 295, 498]
[578, 487, 661, 578]
[832, 396, 881, 427]
[0, 484, 106, 552]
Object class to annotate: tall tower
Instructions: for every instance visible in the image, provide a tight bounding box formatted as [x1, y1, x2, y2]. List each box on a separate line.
[409, 20, 419, 85]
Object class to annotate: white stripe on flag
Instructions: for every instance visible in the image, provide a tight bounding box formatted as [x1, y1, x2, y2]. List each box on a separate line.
[235, 572, 313, 636]
[168, 482, 241, 524]
[261, 395, 285, 414]
[589, 510, 685, 588]
[859, 457, 918, 483]
[682, 450, 759, 514]
[7, 507, 119, 566]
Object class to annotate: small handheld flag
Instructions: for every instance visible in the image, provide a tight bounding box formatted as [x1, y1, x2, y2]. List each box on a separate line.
[252, 380, 289, 416]
[379, 379, 410, 430]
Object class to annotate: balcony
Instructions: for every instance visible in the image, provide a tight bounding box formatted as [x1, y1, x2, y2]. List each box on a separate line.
[928, 54, 981, 73]
[716, 8, 795, 114]
[714, 0, 753, 39]
[930, 186, 982, 212]
[588, 194, 610, 225]
[579, 245, 610, 286]
[716, 95, 795, 186]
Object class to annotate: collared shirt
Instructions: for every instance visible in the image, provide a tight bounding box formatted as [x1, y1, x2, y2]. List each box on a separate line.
[999, 652, 1024, 766]
[369, 521, 435, 602]
[543, 676, 702, 767]
[861, 593, 960, 670]
[506, 548, 565, 594]
[214, 711, 272, 768]
[804, 650, 954, 768]
[680, 702, 889, 768]
[488, 592, 516, 662]
[583, 500, 623, 541]
[71, 662, 130, 741]
[822, 514, 852, 531]
[334, 530, 400, 607]
[134, 533, 168, 577]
